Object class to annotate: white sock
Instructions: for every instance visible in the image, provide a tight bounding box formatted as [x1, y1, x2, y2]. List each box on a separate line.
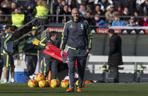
[10, 78, 15, 82]
[3, 79, 7, 83]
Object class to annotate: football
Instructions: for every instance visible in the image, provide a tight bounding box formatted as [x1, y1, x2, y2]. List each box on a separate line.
[35, 73, 45, 82]
[50, 79, 60, 88]
[38, 80, 46, 88]
[27, 79, 38, 88]
[61, 79, 69, 88]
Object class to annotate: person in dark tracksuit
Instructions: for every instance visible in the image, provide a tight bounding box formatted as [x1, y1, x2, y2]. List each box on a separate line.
[39, 32, 61, 81]
[23, 29, 38, 78]
[108, 29, 123, 83]
[61, 8, 92, 92]
[1, 25, 15, 83]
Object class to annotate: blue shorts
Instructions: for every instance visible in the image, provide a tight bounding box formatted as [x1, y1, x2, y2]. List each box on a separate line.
[2, 54, 14, 68]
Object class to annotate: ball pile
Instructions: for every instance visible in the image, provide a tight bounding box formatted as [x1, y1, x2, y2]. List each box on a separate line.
[27, 73, 93, 88]
[27, 72, 60, 88]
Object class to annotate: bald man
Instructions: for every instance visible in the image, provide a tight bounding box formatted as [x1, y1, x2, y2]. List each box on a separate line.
[61, 8, 92, 92]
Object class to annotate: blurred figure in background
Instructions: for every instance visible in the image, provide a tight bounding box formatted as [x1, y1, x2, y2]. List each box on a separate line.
[23, 0, 36, 22]
[23, 28, 38, 78]
[79, 4, 87, 16]
[41, 32, 61, 81]
[127, 16, 139, 26]
[0, 10, 10, 29]
[1, 25, 15, 83]
[11, 8, 25, 28]
[105, 4, 115, 25]
[0, 0, 12, 14]
[108, 29, 123, 83]
[112, 15, 127, 26]
[94, 14, 108, 28]
[60, 4, 71, 23]
[31, 31, 61, 81]
[10, 2, 17, 12]
[142, 16, 148, 26]
[84, 10, 95, 27]
[139, 0, 148, 16]
[93, 4, 104, 16]
[99, 0, 111, 12]
[34, 0, 49, 26]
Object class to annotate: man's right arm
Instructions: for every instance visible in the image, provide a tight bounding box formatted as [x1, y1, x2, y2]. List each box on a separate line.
[60, 21, 69, 50]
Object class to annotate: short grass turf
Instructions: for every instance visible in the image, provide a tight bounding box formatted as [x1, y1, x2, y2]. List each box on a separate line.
[0, 83, 148, 96]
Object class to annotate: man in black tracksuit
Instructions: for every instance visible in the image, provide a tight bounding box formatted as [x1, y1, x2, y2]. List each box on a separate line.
[39, 32, 61, 81]
[108, 29, 123, 83]
[61, 8, 92, 92]
[23, 29, 38, 77]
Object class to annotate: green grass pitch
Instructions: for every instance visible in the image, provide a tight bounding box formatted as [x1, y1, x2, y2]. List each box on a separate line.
[0, 83, 148, 96]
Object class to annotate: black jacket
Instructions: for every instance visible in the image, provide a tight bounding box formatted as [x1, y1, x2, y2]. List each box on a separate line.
[23, 34, 38, 56]
[108, 33, 123, 67]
